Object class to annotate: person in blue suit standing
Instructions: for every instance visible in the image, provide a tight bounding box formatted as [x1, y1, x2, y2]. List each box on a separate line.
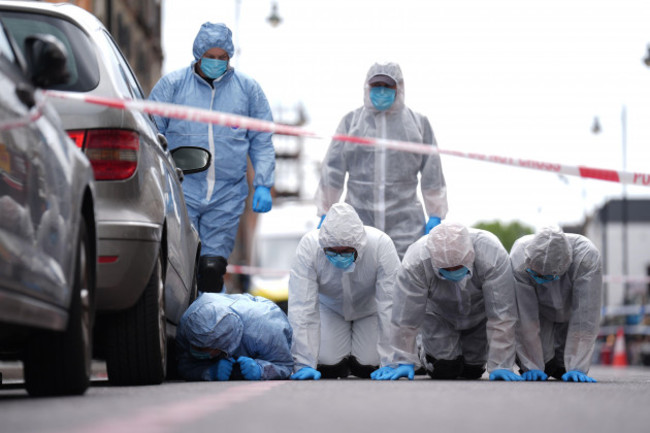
[149, 22, 275, 293]
[176, 293, 293, 381]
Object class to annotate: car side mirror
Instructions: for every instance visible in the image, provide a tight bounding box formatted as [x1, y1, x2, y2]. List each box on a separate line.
[171, 147, 211, 174]
[24, 34, 69, 88]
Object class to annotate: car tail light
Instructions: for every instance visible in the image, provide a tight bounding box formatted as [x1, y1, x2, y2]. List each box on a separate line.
[67, 129, 139, 180]
[67, 130, 85, 149]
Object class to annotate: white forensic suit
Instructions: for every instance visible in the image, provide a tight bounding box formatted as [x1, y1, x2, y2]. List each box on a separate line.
[511, 226, 602, 381]
[315, 62, 447, 259]
[288, 203, 400, 378]
[389, 222, 519, 379]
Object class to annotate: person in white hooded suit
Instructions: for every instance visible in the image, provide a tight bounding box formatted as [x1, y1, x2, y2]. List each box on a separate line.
[315, 62, 448, 259]
[373, 222, 522, 381]
[288, 203, 400, 379]
[511, 226, 602, 383]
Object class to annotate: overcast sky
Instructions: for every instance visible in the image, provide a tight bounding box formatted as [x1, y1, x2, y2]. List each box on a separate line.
[160, 0, 650, 230]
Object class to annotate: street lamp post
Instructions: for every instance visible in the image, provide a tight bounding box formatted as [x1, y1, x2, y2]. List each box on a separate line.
[592, 116, 609, 310]
[267, 2, 282, 27]
[621, 106, 629, 306]
[233, 0, 282, 66]
[592, 108, 628, 309]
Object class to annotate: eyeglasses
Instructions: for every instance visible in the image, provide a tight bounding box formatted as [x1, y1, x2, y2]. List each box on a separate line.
[323, 247, 356, 259]
[526, 268, 559, 282]
[442, 265, 465, 271]
[369, 83, 397, 90]
[203, 54, 229, 61]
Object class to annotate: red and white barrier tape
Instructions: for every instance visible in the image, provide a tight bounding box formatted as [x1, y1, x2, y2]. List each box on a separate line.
[0, 99, 44, 131]
[44, 90, 319, 138]
[44, 90, 650, 188]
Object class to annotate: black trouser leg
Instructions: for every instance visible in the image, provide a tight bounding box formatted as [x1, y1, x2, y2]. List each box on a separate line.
[318, 357, 350, 379]
[425, 354, 464, 380]
[198, 256, 227, 293]
[460, 363, 486, 380]
[544, 356, 566, 380]
[348, 356, 377, 379]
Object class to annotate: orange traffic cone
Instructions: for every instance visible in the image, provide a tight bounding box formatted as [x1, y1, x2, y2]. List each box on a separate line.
[612, 326, 628, 367]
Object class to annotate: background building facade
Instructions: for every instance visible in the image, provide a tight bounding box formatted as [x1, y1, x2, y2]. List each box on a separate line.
[585, 199, 650, 309]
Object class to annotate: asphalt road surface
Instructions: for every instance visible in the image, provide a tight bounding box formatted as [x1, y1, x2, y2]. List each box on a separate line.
[1, 363, 648, 433]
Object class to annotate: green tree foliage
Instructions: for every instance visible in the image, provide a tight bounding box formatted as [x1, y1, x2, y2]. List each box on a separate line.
[473, 221, 534, 252]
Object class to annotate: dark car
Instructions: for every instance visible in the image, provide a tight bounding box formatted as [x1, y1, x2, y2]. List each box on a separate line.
[0, 19, 97, 396]
[0, 1, 207, 385]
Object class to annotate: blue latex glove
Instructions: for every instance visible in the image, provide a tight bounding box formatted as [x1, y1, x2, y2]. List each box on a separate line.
[237, 356, 262, 381]
[389, 364, 415, 381]
[489, 369, 523, 381]
[290, 367, 321, 380]
[252, 186, 272, 213]
[522, 369, 548, 381]
[317, 215, 326, 229]
[370, 366, 395, 380]
[562, 370, 597, 383]
[425, 216, 441, 234]
[207, 358, 235, 381]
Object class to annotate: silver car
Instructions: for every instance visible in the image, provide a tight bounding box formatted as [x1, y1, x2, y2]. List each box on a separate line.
[0, 2, 204, 385]
[0, 20, 97, 396]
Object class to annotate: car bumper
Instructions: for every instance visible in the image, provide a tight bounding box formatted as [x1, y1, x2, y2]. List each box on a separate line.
[96, 221, 161, 311]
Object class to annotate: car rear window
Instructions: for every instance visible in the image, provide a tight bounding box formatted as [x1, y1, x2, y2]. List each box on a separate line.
[0, 10, 99, 92]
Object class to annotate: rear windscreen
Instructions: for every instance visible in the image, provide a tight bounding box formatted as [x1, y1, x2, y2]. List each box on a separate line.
[0, 10, 100, 92]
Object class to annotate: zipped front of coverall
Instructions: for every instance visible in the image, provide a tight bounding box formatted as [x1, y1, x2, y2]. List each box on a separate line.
[205, 86, 217, 201]
[374, 111, 387, 231]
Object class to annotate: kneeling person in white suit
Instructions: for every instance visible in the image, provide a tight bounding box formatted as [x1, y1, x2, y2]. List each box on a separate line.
[288, 203, 400, 379]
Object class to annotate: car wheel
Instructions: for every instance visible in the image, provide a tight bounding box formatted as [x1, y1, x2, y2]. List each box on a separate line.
[105, 249, 166, 385]
[24, 218, 94, 396]
[165, 257, 199, 381]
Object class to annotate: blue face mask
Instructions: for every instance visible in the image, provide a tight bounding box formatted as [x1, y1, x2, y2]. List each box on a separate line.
[439, 266, 470, 282]
[369, 86, 396, 111]
[526, 268, 559, 285]
[326, 252, 356, 270]
[200, 58, 228, 79]
[190, 347, 213, 360]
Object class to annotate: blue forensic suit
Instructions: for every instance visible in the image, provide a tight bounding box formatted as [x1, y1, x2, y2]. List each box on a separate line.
[149, 23, 275, 258]
[177, 293, 294, 381]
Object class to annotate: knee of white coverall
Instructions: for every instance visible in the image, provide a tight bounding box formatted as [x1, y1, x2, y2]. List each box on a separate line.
[459, 319, 488, 365]
[421, 312, 463, 361]
[318, 304, 352, 365]
[351, 314, 380, 366]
